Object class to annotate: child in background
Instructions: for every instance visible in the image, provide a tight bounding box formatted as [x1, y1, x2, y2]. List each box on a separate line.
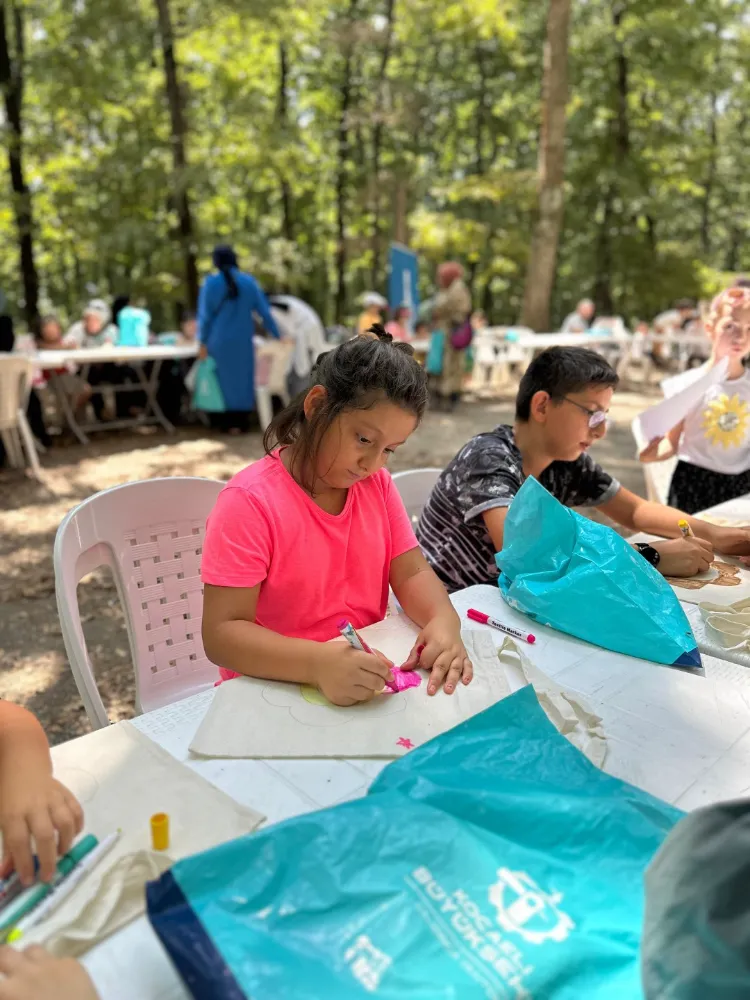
[0, 947, 98, 1000]
[385, 305, 411, 342]
[0, 701, 83, 885]
[35, 316, 91, 420]
[201, 328, 472, 703]
[640, 286, 750, 513]
[417, 347, 750, 591]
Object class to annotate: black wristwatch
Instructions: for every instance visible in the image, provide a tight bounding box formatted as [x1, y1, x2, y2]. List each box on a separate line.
[635, 542, 661, 569]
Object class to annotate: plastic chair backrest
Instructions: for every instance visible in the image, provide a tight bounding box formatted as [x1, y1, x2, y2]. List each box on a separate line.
[631, 416, 676, 505]
[257, 341, 294, 395]
[391, 468, 442, 526]
[54, 477, 224, 729]
[0, 356, 31, 429]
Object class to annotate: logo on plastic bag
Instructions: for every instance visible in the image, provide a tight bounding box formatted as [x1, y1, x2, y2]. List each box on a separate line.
[489, 869, 574, 946]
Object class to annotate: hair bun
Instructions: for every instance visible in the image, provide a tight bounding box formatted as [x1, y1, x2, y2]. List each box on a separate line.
[362, 323, 392, 344]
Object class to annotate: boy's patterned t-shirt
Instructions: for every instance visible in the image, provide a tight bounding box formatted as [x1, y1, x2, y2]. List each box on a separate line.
[416, 425, 620, 591]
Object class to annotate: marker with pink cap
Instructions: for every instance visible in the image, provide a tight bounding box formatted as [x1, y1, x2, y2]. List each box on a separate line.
[467, 608, 536, 645]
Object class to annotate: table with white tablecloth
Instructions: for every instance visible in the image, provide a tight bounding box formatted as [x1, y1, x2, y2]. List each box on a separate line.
[64, 578, 750, 999]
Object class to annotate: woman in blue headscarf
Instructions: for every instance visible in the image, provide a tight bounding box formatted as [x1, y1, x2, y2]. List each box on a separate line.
[198, 245, 280, 433]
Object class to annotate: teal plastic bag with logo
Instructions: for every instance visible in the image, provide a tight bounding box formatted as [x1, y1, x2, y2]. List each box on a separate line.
[497, 477, 701, 668]
[146, 685, 682, 999]
[191, 357, 226, 413]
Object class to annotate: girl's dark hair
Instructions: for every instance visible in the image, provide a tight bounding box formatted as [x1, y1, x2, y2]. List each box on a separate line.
[212, 244, 239, 300]
[264, 324, 428, 491]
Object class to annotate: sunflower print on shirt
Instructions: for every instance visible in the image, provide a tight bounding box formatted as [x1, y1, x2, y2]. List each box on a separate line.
[701, 393, 750, 449]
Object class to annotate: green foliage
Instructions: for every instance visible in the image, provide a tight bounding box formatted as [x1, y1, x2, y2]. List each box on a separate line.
[0, 0, 748, 329]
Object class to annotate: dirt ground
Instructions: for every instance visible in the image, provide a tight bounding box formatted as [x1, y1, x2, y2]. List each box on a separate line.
[0, 386, 657, 745]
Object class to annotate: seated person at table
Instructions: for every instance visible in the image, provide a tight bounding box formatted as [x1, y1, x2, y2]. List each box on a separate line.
[63, 300, 136, 420]
[640, 285, 750, 514]
[0, 947, 98, 1000]
[155, 310, 198, 424]
[201, 328, 472, 704]
[560, 298, 594, 334]
[416, 347, 750, 591]
[35, 315, 91, 419]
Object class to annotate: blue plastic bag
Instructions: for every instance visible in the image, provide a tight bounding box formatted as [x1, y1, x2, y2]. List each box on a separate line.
[192, 357, 225, 413]
[147, 686, 682, 999]
[497, 477, 700, 668]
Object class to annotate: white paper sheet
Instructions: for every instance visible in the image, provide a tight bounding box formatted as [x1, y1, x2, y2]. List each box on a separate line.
[189, 618, 605, 763]
[23, 722, 264, 956]
[637, 357, 728, 440]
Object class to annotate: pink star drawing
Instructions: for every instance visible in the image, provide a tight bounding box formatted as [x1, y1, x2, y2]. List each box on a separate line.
[396, 737, 415, 750]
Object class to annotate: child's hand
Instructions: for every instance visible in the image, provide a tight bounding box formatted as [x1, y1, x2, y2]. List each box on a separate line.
[313, 644, 394, 706]
[0, 946, 99, 1000]
[0, 769, 83, 886]
[403, 618, 473, 696]
[638, 437, 667, 463]
[708, 524, 750, 557]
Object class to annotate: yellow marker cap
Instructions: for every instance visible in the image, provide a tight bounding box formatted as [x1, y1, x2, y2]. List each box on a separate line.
[6, 929, 21, 944]
[151, 812, 170, 852]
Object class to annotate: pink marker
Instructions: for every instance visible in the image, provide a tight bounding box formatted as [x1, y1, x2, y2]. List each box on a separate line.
[337, 618, 398, 692]
[467, 608, 536, 644]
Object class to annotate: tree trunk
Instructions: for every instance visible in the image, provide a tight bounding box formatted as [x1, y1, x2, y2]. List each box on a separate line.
[334, 0, 359, 323]
[0, 1, 39, 327]
[277, 40, 295, 247]
[370, 0, 396, 288]
[701, 93, 717, 256]
[593, 189, 614, 315]
[153, 0, 199, 308]
[520, 0, 572, 332]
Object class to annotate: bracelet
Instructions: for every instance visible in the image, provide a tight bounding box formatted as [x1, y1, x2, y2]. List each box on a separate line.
[634, 542, 661, 569]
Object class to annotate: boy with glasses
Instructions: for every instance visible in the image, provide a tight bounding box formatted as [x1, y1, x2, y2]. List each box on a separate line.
[417, 347, 750, 591]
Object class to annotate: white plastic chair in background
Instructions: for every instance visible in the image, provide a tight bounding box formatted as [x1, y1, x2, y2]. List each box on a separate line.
[255, 341, 294, 432]
[0, 356, 42, 479]
[392, 468, 442, 526]
[54, 477, 224, 729]
[631, 416, 676, 505]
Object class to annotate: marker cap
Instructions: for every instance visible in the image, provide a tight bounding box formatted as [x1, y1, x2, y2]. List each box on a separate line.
[151, 813, 170, 852]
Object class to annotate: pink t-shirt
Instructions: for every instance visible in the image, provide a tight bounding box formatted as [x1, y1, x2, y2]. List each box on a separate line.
[201, 451, 418, 678]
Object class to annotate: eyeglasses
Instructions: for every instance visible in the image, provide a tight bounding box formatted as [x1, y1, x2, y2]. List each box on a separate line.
[561, 397, 608, 429]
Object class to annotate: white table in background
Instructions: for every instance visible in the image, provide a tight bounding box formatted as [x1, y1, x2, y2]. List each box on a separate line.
[78, 582, 750, 998]
[35, 344, 198, 445]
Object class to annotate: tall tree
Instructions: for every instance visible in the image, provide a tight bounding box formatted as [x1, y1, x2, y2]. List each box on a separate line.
[370, 0, 396, 288]
[334, 0, 359, 323]
[0, 0, 39, 326]
[520, 0, 572, 332]
[153, 0, 199, 309]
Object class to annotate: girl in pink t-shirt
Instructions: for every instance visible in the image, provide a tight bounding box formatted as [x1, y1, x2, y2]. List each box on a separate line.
[201, 326, 473, 706]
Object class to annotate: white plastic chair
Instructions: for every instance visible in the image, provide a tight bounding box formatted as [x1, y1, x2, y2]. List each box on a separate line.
[54, 477, 224, 729]
[0, 356, 42, 479]
[255, 341, 294, 432]
[392, 468, 442, 526]
[631, 416, 676, 505]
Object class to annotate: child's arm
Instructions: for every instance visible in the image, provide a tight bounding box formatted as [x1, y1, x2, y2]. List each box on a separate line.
[390, 548, 473, 697]
[0, 703, 83, 885]
[0, 946, 99, 1000]
[639, 421, 684, 463]
[202, 584, 394, 706]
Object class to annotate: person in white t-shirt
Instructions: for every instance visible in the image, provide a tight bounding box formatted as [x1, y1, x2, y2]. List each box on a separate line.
[268, 294, 327, 398]
[560, 298, 595, 334]
[640, 285, 750, 513]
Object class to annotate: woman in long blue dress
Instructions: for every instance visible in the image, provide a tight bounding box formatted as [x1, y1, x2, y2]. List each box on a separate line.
[197, 245, 280, 432]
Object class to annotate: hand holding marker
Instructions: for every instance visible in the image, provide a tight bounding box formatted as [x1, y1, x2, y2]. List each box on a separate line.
[467, 608, 536, 645]
[337, 619, 398, 693]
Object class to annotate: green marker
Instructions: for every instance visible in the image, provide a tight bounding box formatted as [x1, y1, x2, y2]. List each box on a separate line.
[0, 834, 99, 942]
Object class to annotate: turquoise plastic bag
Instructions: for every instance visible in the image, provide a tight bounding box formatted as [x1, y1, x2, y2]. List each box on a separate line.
[192, 357, 225, 413]
[425, 330, 445, 375]
[497, 477, 701, 668]
[147, 686, 682, 999]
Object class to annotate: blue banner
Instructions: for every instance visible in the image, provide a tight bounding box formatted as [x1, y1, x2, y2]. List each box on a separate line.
[388, 243, 419, 331]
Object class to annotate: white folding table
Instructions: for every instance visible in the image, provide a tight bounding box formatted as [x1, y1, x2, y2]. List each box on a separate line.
[35, 344, 198, 445]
